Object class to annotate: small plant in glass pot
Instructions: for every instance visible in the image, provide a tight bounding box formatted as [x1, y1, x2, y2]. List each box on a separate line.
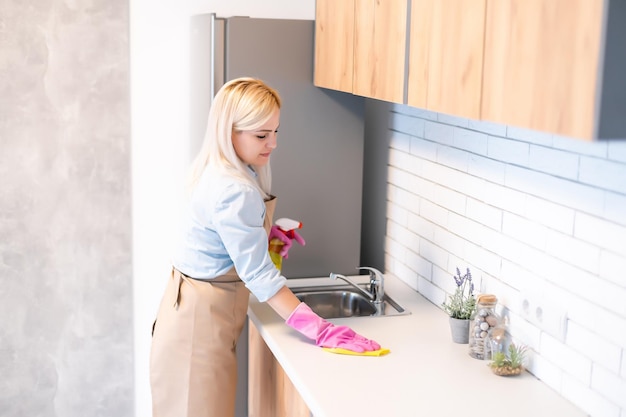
[442, 267, 476, 343]
[490, 343, 527, 376]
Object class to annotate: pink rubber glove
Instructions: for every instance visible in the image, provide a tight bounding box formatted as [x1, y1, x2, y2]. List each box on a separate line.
[269, 225, 293, 256]
[268, 226, 306, 259]
[286, 303, 381, 352]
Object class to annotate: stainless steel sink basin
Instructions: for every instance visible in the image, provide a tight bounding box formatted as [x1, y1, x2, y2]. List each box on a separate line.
[291, 285, 410, 319]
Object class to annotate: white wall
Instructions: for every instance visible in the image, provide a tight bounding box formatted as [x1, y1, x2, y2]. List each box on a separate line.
[130, 1, 314, 416]
[384, 104, 626, 417]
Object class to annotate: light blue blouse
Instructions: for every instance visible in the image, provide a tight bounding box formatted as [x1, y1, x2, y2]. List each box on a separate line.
[172, 166, 286, 302]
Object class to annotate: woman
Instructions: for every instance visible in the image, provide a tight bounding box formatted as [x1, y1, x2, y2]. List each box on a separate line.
[150, 77, 380, 417]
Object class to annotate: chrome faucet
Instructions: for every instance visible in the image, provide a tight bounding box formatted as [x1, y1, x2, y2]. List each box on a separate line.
[329, 266, 385, 304]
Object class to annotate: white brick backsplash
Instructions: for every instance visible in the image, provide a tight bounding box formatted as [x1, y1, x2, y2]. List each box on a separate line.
[478, 181, 527, 215]
[431, 184, 466, 214]
[387, 218, 414, 248]
[433, 225, 467, 259]
[421, 159, 468, 193]
[391, 186, 420, 215]
[436, 144, 470, 172]
[468, 153, 506, 183]
[506, 165, 606, 216]
[599, 250, 626, 288]
[418, 238, 449, 272]
[417, 274, 443, 304]
[567, 322, 622, 373]
[387, 200, 409, 228]
[464, 243, 502, 277]
[437, 112, 470, 128]
[424, 120, 454, 145]
[575, 212, 626, 257]
[408, 211, 435, 241]
[566, 298, 626, 348]
[405, 248, 432, 278]
[385, 104, 626, 417]
[466, 197, 502, 230]
[500, 260, 543, 292]
[507, 125, 553, 145]
[541, 332, 592, 383]
[385, 232, 408, 263]
[545, 228, 601, 273]
[562, 374, 620, 417]
[525, 194, 575, 234]
[388, 166, 418, 192]
[419, 199, 449, 227]
[390, 111, 425, 137]
[553, 134, 608, 158]
[607, 141, 626, 163]
[389, 147, 422, 176]
[488, 136, 530, 166]
[580, 156, 626, 194]
[528, 353, 564, 391]
[502, 212, 548, 250]
[391, 104, 437, 121]
[392, 260, 419, 290]
[507, 310, 542, 349]
[448, 212, 486, 244]
[529, 144, 580, 180]
[431, 264, 452, 290]
[409, 136, 437, 160]
[604, 191, 626, 227]
[389, 131, 411, 153]
[452, 127, 490, 155]
[467, 118, 508, 137]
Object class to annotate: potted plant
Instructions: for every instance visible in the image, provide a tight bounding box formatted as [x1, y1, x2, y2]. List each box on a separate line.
[442, 267, 476, 343]
[490, 343, 527, 376]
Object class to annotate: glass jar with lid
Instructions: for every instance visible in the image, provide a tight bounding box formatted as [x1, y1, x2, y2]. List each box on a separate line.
[468, 294, 500, 359]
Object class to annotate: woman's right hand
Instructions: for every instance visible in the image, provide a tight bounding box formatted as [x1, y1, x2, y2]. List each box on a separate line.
[285, 302, 380, 352]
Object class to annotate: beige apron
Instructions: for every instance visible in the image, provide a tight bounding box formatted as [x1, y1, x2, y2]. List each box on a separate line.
[150, 197, 277, 417]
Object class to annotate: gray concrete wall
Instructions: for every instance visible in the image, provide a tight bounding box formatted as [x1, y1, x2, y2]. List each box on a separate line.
[0, 1, 133, 416]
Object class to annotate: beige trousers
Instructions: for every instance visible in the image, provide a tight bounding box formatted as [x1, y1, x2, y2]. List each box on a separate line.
[150, 197, 276, 417]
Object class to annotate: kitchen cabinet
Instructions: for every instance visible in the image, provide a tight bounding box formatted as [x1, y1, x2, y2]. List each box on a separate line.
[314, 0, 355, 93]
[315, 0, 625, 140]
[352, 0, 408, 103]
[314, 0, 408, 103]
[481, 0, 625, 140]
[248, 319, 310, 417]
[407, 0, 486, 119]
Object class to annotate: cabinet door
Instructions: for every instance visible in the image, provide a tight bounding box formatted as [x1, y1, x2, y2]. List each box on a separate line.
[314, 0, 355, 93]
[353, 0, 408, 103]
[481, 0, 604, 140]
[248, 320, 310, 417]
[407, 0, 486, 119]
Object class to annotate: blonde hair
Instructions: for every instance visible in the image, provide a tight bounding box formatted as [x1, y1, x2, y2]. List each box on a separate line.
[187, 77, 281, 198]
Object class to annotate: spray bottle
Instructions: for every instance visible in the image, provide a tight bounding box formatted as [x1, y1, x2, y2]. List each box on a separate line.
[268, 218, 306, 270]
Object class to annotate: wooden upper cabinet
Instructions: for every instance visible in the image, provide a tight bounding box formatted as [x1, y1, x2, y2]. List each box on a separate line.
[314, 0, 355, 93]
[407, 0, 486, 119]
[481, 0, 618, 140]
[353, 0, 408, 103]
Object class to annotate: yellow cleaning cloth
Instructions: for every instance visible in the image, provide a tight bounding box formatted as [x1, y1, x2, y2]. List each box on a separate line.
[322, 347, 390, 356]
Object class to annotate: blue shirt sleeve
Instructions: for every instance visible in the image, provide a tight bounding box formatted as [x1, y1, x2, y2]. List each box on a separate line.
[212, 184, 286, 301]
[171, 168, 286, 303]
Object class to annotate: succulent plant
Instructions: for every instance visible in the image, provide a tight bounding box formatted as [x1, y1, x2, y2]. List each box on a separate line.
[490, 343, 527, 376]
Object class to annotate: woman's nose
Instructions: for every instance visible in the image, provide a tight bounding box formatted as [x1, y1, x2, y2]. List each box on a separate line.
[266, 132, 278, 148]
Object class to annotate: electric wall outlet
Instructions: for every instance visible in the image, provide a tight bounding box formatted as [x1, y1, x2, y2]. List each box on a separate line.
[520, 293, 568, 342]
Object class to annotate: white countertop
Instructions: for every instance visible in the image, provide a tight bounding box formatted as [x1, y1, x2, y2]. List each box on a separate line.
[247, 274, 586, 417]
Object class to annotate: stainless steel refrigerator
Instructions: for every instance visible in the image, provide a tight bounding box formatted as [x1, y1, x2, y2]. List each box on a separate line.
[190, 14, 364, 279]
[190, 14, 365, 416]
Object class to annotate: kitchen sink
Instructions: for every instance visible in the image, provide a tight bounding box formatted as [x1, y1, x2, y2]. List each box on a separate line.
[291, 285, 410, 319]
